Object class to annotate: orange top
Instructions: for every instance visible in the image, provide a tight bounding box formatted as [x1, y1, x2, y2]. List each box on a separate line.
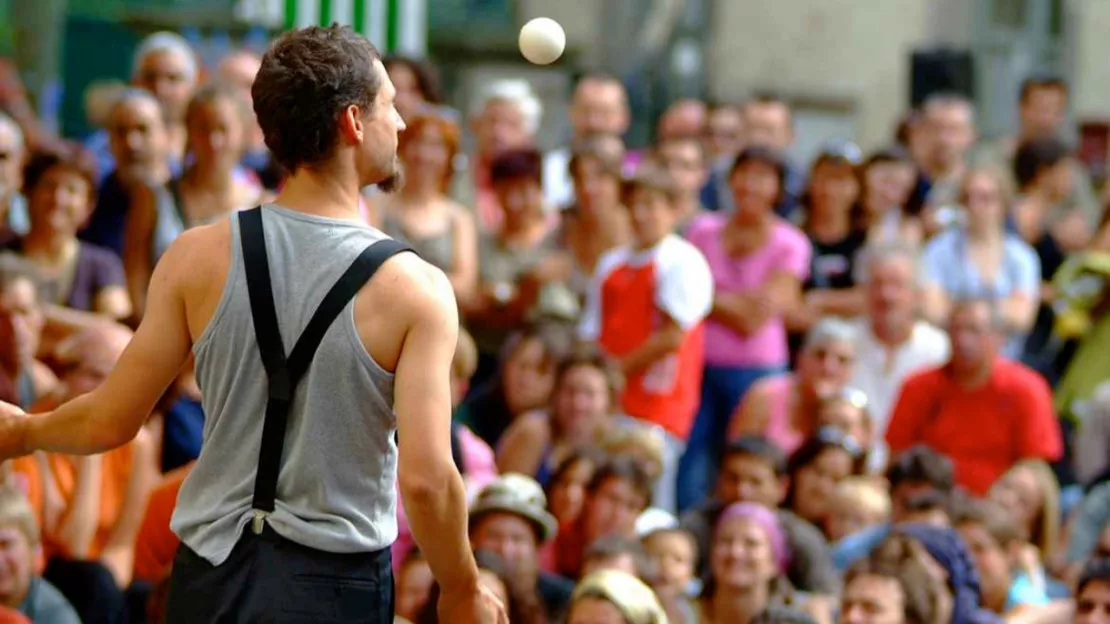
[133, 462, 193, 584]
[886, 359, 1063, 495]
[579, 236, 714, 439]
[41, 444, 134, 561]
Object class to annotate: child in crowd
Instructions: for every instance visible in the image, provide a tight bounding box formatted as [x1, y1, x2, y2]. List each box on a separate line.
[824, 476, 891, 542]
[578, 165, 714, 512]
[641, 526, 699, 614]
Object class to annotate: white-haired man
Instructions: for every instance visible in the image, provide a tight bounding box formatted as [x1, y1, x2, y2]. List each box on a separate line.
[84, 32, 199, 182]
[848, 244, 950, 470]
[452, 79, 543, 232]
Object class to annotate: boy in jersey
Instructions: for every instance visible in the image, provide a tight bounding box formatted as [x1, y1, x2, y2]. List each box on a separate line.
[577, 165, 713, 512]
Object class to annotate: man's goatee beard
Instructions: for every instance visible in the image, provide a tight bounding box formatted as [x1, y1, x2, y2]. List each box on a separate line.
[377, 162, 405, 193]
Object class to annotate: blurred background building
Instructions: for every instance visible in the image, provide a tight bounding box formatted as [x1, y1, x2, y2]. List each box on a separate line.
[4, 0, 1110, 175]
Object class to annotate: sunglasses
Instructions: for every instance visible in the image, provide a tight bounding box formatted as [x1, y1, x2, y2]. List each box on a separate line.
[815, 426, 864, 458]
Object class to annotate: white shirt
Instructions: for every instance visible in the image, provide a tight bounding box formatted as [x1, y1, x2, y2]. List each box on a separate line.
[578, 234, 715, 342]
[849, 318, 950, 469]
[543, 147, 574, 210]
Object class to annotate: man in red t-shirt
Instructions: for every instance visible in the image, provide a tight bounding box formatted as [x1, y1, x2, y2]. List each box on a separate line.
[886, 299, 1062, 494]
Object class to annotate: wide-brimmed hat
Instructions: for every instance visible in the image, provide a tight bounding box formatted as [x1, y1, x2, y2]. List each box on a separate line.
[469, 473, 558, 543]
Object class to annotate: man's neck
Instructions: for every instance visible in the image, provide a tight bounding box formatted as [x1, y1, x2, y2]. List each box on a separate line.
[676, 195, 699, 223]
[872, 317, 914, 348]
[274, 167, 365, 221]
[122, 161, 171, 188]
[924, 161, 963, 183]
[166, 123, 188, 161]
[632, 235, 666, 253]
[951, 357, 995, 389]
[185, 160, 233, 194]
[808, 205, 851, 240]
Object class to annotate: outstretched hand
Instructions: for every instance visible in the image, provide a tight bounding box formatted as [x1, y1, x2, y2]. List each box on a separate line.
[0, 401, 29, 461]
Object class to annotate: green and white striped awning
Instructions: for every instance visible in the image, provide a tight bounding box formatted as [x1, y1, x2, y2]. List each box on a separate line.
[237, 0, 426, 54]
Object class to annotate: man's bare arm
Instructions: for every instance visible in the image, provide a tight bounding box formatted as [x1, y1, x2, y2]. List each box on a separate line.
[393, 262, 480, 595]
[21, 236, 196, 454]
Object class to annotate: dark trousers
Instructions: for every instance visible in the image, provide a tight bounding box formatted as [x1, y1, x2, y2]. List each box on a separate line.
[165, 527, 394, 623]
[44, 558, 127, 624]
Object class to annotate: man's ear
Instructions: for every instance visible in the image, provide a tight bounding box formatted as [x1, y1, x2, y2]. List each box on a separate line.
[338, 104, 365, 145]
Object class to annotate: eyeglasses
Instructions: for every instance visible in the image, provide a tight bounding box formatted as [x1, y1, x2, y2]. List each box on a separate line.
[815, 426, 864, 458]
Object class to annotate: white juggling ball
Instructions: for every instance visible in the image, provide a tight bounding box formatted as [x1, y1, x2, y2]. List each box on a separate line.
[519, 17, 566, 65]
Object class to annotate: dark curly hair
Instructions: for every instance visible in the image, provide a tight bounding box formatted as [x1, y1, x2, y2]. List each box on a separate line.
[252, 24, 383, 172]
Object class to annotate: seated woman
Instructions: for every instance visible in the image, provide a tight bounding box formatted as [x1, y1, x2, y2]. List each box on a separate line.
[544, 450, 600, 528]
[699, 502, 817, 624]
[782, 427, 868, 532]
[496, 347, 620, 483]
[728, 317, 857, 455]
[565, 569, 667, 624]
[919, 164, 1040, 359]
[987, 459, 1061, 568]
[456, 326, 558, 448]
[2, 151, 130, 320]
[374, 113, 478, 304]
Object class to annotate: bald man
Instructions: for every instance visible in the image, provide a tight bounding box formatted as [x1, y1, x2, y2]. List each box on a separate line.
[657, 99, 707, 141]
[543, 73, 631, 209]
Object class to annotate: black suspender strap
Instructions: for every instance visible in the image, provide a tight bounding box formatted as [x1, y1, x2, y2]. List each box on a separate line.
[237, 207, 412, 535]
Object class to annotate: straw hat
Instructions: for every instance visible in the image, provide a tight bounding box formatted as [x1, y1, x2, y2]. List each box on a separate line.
[469, 473, 558, 543]
[571, 570, 668, 624]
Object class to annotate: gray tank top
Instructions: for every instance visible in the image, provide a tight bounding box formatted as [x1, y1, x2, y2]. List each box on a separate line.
[171, 204, 399, 566]
[381, 215, 456, 273]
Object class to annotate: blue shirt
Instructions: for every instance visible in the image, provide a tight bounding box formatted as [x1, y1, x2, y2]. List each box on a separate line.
[920, 228, 1041, 358]
[832, 523, 892, 571]
[1003, 572, 1051, 612]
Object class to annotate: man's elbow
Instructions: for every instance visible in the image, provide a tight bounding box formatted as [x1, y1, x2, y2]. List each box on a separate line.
[399, 458, 459, 504]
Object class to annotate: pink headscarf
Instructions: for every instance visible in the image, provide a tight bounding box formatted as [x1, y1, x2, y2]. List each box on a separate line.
[716, 502, 790, 573]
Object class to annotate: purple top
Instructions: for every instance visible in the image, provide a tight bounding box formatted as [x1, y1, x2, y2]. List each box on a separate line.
[3, 240, 125, 311]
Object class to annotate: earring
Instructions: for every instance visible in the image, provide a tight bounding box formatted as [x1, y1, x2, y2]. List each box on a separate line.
[356, 132, 364, 141]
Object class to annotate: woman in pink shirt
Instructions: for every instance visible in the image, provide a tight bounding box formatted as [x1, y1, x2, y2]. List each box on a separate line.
[678, 147, 811, 512]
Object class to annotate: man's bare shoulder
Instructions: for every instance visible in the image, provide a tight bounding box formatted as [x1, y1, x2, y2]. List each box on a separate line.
[371, 252, 457, 320]
[157, 219, 232, 282]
